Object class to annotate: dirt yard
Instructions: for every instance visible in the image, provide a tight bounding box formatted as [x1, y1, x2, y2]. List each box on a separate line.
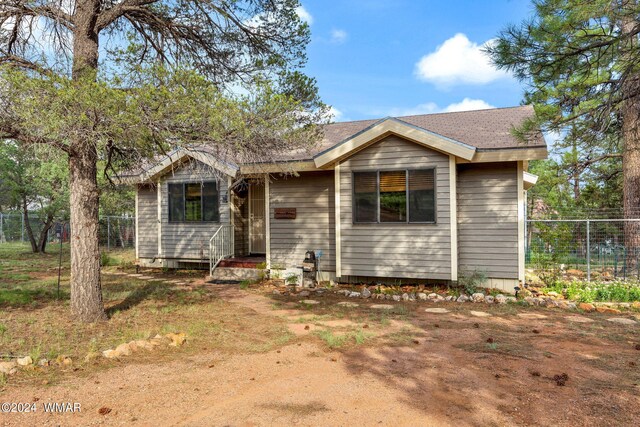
[2, 267, 640, 426]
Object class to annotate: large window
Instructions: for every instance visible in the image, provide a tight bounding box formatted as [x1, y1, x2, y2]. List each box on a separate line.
[168, 182, 219, 222]
[352, 169, 435, 224]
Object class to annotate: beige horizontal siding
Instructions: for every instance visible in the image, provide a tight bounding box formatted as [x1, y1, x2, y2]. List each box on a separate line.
[457, 162, 518, 279]
[158, 160, 230, 260]
[269, 171, 336, 272]
[340, 135, 451, 280]
[136, 184, 158, 259]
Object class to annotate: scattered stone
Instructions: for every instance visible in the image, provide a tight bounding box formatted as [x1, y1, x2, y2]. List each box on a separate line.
[38, 358, 49, 367]
[547, 291, 559, 298]
[401, 293, 410, 301]
[84, 352, 100, 362]
[457, 295, 469, 303]
[417, 292, 427, 301]
[495, 294, 507, 304]
[336, 301, 359, 308]
[300, 299, 320, 305]
[115, 343, 132, 356]
[165, 332, 187, 347]
[506, 297, 517, 304]
[371, 304, 394, 310]
[392, 295, 401, 302]
[596, 306, 621, 314]
[425, 308, 450, 314]
[632, 301, 640, 310]
[56, 355, 72, 366]
[470, 311, 491, 317]
[517, 313, 548, 319]
[361, 288, 372, 298]
[408, 293, 416, 301]
[272, 290, 281, 295]
[606, 317, 637, 325]
[428, 293, 438, 300]
[445, 296, 456, 302]
[0, 361, 18, 375]
[102, 349, 120, 359]
[566, 302, 577, 310]
[471, 293, 485, 303]
[298, 290, 311, 297]
[16, 356, 32, 366]
[348, 291, 361, 298]
[485, 295, 495, 304]
[578, 302, 596, 312]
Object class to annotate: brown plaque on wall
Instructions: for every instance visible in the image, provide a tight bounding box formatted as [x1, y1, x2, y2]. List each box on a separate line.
[274, 208, 297, 219]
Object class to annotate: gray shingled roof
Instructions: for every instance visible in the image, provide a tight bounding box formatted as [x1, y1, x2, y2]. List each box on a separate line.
[121, 105, 545, 177]
[312, 105, 545, 158]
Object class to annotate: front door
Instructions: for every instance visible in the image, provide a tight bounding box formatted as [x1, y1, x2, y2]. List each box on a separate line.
[249, 182, 266, 254]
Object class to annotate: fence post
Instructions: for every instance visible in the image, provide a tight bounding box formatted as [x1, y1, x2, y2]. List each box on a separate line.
[107, 216, 111, 251]
[586, 219, 591, 282]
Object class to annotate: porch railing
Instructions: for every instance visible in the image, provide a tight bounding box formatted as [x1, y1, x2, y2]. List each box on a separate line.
[209, 224, 234, 276]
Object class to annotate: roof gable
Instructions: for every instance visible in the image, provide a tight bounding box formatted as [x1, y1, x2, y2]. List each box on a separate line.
[123, 148, 239, 184]
[313, 117, 477, 168]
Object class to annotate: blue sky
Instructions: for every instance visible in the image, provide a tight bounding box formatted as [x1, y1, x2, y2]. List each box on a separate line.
[298, 0, 536, 122]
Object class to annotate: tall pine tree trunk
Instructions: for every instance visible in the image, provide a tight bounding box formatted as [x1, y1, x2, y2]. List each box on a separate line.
[621, 4, 640, 259]
[69, 0, 106, 322]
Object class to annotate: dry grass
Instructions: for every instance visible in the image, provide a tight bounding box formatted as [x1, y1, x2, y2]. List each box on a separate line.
[0, 243, 293, 388]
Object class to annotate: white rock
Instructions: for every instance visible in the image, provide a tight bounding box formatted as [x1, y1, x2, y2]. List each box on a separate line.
[349, 291, 361, 298]
[371, 304, 394, 310]
[336, 301, 359, 308]
[102, 349, 120, 359]
[392, 295, 401, 301]
[0, 361, 18, 375]
[425, 308, 450, 314]
[417, 292, 428, 301]
[16, 356, 32, 366]
[471, 293, 485, 303]
[298, 290, 311, 297]
[606, 317, 637, 325]
[361, 288, 372, 298]
[116, 342, 132, 356]
[495, 294, 507, 304]
[470, 311, 491, 317]
[401, 293, 410, 301]
[506, 297, 517, 303]
[485, 295, 495, 304]
[301, 299, 320, 305]
[445, 296, 456, 302]
[428, 293, 438, 300]
[457, 295, 469, 303]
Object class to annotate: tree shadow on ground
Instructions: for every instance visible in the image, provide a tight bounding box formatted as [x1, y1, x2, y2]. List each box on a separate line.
[105, 282, 173, 316]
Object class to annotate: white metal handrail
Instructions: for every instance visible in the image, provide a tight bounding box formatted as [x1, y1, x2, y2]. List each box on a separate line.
[209, 224, 234, 276]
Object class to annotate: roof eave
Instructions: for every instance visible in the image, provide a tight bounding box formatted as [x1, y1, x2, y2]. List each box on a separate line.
[313, 117, 477, 168]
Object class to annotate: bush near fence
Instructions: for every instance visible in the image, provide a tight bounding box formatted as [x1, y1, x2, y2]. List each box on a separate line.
[526, 219, 640, 282]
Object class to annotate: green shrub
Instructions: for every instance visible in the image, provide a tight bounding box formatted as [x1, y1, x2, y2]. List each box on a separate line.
[457, 269, 487, 295]
[541, 279, 640, 302]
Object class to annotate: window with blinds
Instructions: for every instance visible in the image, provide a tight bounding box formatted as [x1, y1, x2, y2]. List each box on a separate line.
[353, 169, 436, 224]
[168, 182, 219, 222]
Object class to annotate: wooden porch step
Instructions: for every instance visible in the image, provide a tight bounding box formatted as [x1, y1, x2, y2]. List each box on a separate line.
[210, 267, 261, 282]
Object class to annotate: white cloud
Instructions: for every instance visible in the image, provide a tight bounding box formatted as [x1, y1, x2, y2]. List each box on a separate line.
[414, 33, 508, 86]
[387, 98, 495, 117]
[328, 106, 343, 121]
[295, 5, 313, 24]
[330, 29, 348, 44]
[442, 98, 495, 112]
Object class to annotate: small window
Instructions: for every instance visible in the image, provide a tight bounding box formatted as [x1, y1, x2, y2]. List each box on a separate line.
[168, 182, 219, 222]
[408, 169, 435, 222]
[353, 169, 436, 224]
[379, 171, 407, 222]
[353, 172, 378, 223]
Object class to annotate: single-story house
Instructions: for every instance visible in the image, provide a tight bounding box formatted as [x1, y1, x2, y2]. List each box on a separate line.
[121, 106, 547, 293]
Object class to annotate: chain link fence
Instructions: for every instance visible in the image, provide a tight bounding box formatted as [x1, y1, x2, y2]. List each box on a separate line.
[526, 219, 640, 282]
[0, 212, 135, 250]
